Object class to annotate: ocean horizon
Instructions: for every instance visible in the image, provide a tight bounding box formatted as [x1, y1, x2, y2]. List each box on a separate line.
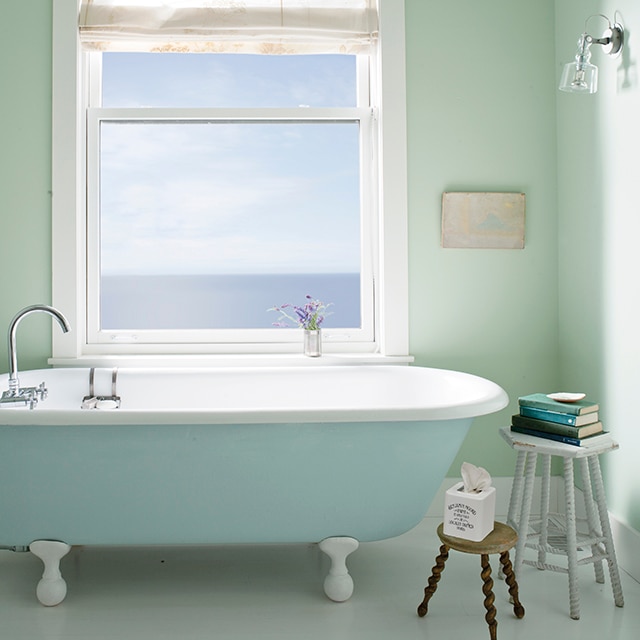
[101, 273, 361, 330]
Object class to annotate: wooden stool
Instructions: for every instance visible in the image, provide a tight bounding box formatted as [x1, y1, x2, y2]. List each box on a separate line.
[417, 522, 524, 640]
[500, 427, 624, 620]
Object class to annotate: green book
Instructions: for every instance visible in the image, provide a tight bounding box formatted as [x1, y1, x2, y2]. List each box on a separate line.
[511, 414, 603, 438]
[518, 393, 599, 416]
[519, 405, 598, 426]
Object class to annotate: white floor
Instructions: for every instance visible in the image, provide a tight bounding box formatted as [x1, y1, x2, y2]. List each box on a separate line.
[1, 516, 638, 640]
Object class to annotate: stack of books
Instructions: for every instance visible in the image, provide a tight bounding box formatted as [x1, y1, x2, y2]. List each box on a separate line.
[511, 393, 608, 447]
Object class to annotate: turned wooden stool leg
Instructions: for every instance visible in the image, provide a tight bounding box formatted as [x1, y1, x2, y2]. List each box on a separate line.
[419, 522, 524, 637]
[417, 543, 449, 617]
[538, 454, 552, 567]
[499, 550, 525, 618]
[578, 457, 605, 584]
[589, 455, 624, 608]
[481, 554, 498, 640]
[563, 457, 581, 620]
[506, 451, 527, 530]
[514, 452, 538, 579]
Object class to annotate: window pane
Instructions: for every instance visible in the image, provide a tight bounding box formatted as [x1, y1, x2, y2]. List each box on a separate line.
[99, 121, 361, 330]
[102, 53, 357, 108]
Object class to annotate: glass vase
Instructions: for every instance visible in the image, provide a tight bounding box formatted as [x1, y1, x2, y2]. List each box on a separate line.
[303, 329, 322, 357]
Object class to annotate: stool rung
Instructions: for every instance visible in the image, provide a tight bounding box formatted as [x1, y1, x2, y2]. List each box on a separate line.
[525, 541, 575, 556]
[522, 559, 568, 574]
[524, 533, 607, 555]
[577, 549, 609, 567]
[526, 514, 590, 535]
[523, 550, 608, 573]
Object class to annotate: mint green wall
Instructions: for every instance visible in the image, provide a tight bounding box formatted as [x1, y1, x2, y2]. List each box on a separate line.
[406, 0, 560, 475]
[0, 1, 54, 372]
[556, 0, 640, 534]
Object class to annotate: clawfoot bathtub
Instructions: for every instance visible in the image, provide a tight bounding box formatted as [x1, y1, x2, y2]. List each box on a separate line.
[0, 365, 507, 605]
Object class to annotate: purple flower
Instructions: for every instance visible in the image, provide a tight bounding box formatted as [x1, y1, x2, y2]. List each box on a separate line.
[268, 295, 333, 330]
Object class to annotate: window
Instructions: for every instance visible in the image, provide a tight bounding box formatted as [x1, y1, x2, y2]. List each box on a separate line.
[52, 0, 409, 363]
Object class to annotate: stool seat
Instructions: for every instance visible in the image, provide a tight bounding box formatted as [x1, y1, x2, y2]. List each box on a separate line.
[418, 521, 524, 640]
[500, 427, 624, 620]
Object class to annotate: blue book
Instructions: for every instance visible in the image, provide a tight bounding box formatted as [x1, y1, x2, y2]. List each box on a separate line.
[518, 393, 598, 415]
[519, 405, 599, 426]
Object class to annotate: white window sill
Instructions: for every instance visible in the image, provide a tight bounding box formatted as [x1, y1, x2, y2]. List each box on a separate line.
[48, 353, 414, 369]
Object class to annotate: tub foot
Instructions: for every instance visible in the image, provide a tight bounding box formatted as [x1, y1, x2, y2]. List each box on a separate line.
[319, 536, 359, 602]
[29, 540, 71, 606]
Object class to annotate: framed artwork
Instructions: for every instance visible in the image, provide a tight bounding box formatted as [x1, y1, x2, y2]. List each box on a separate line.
[441, 192, 525, 249]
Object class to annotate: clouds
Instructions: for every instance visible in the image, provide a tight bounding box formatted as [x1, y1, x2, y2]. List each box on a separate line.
[99, 119, 361, 275]
[102, 52, 357, 108]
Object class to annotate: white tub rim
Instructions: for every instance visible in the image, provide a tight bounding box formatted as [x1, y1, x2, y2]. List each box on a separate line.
[0, 364, 508, 426]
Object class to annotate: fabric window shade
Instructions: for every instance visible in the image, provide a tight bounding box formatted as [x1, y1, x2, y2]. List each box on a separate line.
[78, 0, 379, 54]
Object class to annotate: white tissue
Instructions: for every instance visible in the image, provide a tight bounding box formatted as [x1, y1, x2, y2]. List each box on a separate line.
[461, 462, 492, 493]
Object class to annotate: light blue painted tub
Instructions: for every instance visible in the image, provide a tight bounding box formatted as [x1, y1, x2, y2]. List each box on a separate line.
[0, 365, 507, 605]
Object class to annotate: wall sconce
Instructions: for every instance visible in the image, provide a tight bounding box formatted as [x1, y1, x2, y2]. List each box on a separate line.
[559, 14, 624, 94]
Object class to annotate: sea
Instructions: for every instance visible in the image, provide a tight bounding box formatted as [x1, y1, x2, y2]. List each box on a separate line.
[101, 273, 361, 330]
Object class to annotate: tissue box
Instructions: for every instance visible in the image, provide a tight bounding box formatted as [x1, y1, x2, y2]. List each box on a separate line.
[443, 482, 496, 542]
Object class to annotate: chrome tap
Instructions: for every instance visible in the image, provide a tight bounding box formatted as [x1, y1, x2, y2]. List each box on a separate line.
[1, 305, 70, 408]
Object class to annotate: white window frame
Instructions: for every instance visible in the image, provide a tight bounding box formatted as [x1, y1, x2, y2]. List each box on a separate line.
[51, 0, 409, 366]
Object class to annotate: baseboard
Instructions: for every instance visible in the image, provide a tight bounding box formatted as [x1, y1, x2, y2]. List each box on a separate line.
[610, 514, 640, 584]
[428, 477, 640, 584]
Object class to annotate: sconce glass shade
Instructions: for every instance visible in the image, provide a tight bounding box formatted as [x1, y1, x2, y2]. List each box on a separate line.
[559, 59, 598, 93]
[558, 17, 624, 94]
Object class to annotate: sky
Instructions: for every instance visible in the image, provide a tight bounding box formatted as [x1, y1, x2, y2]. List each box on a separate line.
[99, 53, 362, 276]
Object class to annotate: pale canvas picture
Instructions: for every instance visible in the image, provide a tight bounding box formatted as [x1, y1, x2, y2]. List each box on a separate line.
[441, 192, 525, 249]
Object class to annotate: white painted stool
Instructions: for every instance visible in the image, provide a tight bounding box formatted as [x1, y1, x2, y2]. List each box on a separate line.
[499, 427, 624, 620]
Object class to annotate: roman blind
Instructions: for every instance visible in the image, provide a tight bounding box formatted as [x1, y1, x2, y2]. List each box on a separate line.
[78, 0, 379, 54]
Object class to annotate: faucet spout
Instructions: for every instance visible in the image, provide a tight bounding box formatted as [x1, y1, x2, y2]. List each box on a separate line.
[7, 305, 70, 393]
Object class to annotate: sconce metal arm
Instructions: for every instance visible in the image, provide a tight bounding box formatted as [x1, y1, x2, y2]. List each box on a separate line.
[583, 14, 624, 56]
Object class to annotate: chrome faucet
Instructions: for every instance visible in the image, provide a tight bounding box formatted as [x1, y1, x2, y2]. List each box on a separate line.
[1, 305, 70, 409]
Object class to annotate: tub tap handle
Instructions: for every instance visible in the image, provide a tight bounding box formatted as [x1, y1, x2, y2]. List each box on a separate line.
[82, 368, 97, 409]
[81, 368, 121, 410]
[111, 368, 118, 398]
[81, 396, 98, 410]
[89, 367, 96, 397]
[36, 382, 48, 402]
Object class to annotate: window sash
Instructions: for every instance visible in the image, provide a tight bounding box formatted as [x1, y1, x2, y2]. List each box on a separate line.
[86, 106, 376, 350]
